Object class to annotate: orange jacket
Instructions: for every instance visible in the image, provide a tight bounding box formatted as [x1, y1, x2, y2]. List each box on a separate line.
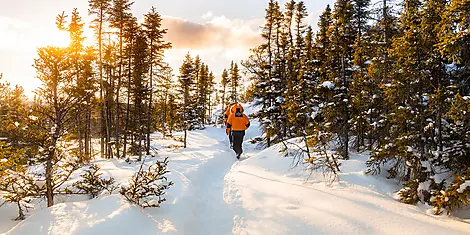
[224, 103, 236, 123]
[230, 103, 244, 114]
[227, 106, 250, 131]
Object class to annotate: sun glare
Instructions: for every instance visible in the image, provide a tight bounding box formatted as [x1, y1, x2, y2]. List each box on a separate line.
[38, 29, 70, 48]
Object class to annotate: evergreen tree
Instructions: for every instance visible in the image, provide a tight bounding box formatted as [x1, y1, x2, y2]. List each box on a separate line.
[220, 69, 229, 110]
[229, 61, 241, 103]
[143, 7, 171, 154]
[369, 0, 429, 181]
[322, 0, 355, 159]
[130, 28, 149, 161]
[178, 53, 196, 148]
[109, 0, 133, 158]
[88, 0, 111, 158]
[33, 46, 82, 207]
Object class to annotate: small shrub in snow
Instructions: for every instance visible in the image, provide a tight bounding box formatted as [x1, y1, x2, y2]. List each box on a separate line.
[431, 169, 470, 215]
[69, 164, 117, 198]
[0, 169, 40, 220]
[280, 133, 341, 184]
[398, 179, 420, 205]
[306, 130, 341, 183]
[120, 157, 173, 208]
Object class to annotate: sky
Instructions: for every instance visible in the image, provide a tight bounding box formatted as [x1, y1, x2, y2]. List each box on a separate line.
[0, 0, 335, 95]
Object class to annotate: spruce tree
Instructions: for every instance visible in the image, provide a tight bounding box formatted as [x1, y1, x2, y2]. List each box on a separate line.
[230, 61, 241, 103]
[143, 7, 171, 154]
[88, 0, 111, 158]
[220, 69, 229, 110]
[109, 0, 133, 158]
[323, 0, 355, 159]
[178, 53, 195, 148]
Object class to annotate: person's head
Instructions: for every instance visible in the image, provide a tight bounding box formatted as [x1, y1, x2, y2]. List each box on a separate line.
[231, 103, 244, 114]
[227, 102, 236, 110]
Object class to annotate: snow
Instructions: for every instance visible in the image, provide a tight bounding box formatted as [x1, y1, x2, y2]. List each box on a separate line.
[458, 180, 470, 193]
[321, 81, 335, 89]
[2, 103, 470, 234]
[4, 196, 160, 235]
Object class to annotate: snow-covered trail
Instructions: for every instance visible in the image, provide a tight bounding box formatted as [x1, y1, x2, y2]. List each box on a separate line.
[224, 148, 470, 235]
[3, 104, 470, 235]
[147, 129, 238, 235]
[2, 126, 244, 235]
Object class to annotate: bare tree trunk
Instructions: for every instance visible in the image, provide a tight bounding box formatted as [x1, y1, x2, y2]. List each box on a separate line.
[184, 90, 188, 148]
[45, 146, 54, 207]
[77, 111, 83, 157]
[138, 110, 143, 161]
[98, 8, 106, 159]
[123, 57, 132, 159]
[342, 56, 349, 160]
[85, 105, 91, 158]
[115, 21, 124, 159]
[146, 38, 154, 155]
[106, 67, 112, 158]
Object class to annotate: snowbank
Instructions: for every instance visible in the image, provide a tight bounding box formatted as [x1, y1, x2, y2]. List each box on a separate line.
[224, 142, 470, 235]
[5, 195, 159, 235]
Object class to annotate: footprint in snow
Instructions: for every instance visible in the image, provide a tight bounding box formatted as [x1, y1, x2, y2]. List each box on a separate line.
[286, 205, 299, 210]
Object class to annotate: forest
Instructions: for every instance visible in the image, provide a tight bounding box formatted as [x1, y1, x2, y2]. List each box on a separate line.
[243, 0, 470, 214]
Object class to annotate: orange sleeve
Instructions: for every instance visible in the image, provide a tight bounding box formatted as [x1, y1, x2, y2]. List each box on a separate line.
[227, 114, 233, 126]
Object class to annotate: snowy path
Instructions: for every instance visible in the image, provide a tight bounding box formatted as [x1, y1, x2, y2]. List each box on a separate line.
[3, 115, 470, 234]
[143, 128, 239, 235]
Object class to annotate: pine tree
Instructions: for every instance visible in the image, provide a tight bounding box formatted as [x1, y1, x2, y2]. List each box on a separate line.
[130, 28, 149, 161]
[322, 0, 356, 159]
[229, 61, 241, 103]
[178, 53, 195, 148]
[88, 0, 111, 158]
[33, 46, 82, 207]
[143, 7, 171, 154]
[349, 0, 372, 151]
[437, 0, 470, 172]
[220, 69, 229, 110]
[122, 16, 139, 159]
[109, 0, 133, 158]
[285, 1, 311, 137]
[369, 0, 429, 182]
[244, 0, 276, 147]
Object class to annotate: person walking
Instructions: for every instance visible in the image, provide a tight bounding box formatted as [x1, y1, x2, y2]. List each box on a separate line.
[224, 103, 236, 148]
[226, 103, 250, 159]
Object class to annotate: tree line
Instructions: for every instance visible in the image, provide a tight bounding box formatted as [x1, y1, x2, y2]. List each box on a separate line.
[243, 0, 469, 214]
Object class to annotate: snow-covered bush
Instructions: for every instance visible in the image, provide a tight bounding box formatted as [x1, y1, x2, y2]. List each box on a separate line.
[398, 179, 420, 205]
[280, 133, 341, 184]
[0, 169, 40, 220]
[431, 169, 470, 215]
[69, 164, 117, 198]
[120, 157, 173, 208]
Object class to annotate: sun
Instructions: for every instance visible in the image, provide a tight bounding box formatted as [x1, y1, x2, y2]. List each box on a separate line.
[37, 28, 71, 48]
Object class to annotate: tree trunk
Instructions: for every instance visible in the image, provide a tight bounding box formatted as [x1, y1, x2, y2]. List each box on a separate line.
[123, 56, 132, 159]
[146, 38, 154, 155]
[342, 56, 349, 160]
[77, 111, 83, 157]
[45, 150, 54, 207]
[85, 104, 91, 159]
[115, 17, 124, 159]
[98, 7, 106, 159]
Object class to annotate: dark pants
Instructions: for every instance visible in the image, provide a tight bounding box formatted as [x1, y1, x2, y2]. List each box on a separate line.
[228, 129, 233, 146]
[232, 131, 245, 155]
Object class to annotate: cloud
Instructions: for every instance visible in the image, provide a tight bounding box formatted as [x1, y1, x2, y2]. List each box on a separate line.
[161, 15, 263, 50]
[201, 11, 213, 19]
